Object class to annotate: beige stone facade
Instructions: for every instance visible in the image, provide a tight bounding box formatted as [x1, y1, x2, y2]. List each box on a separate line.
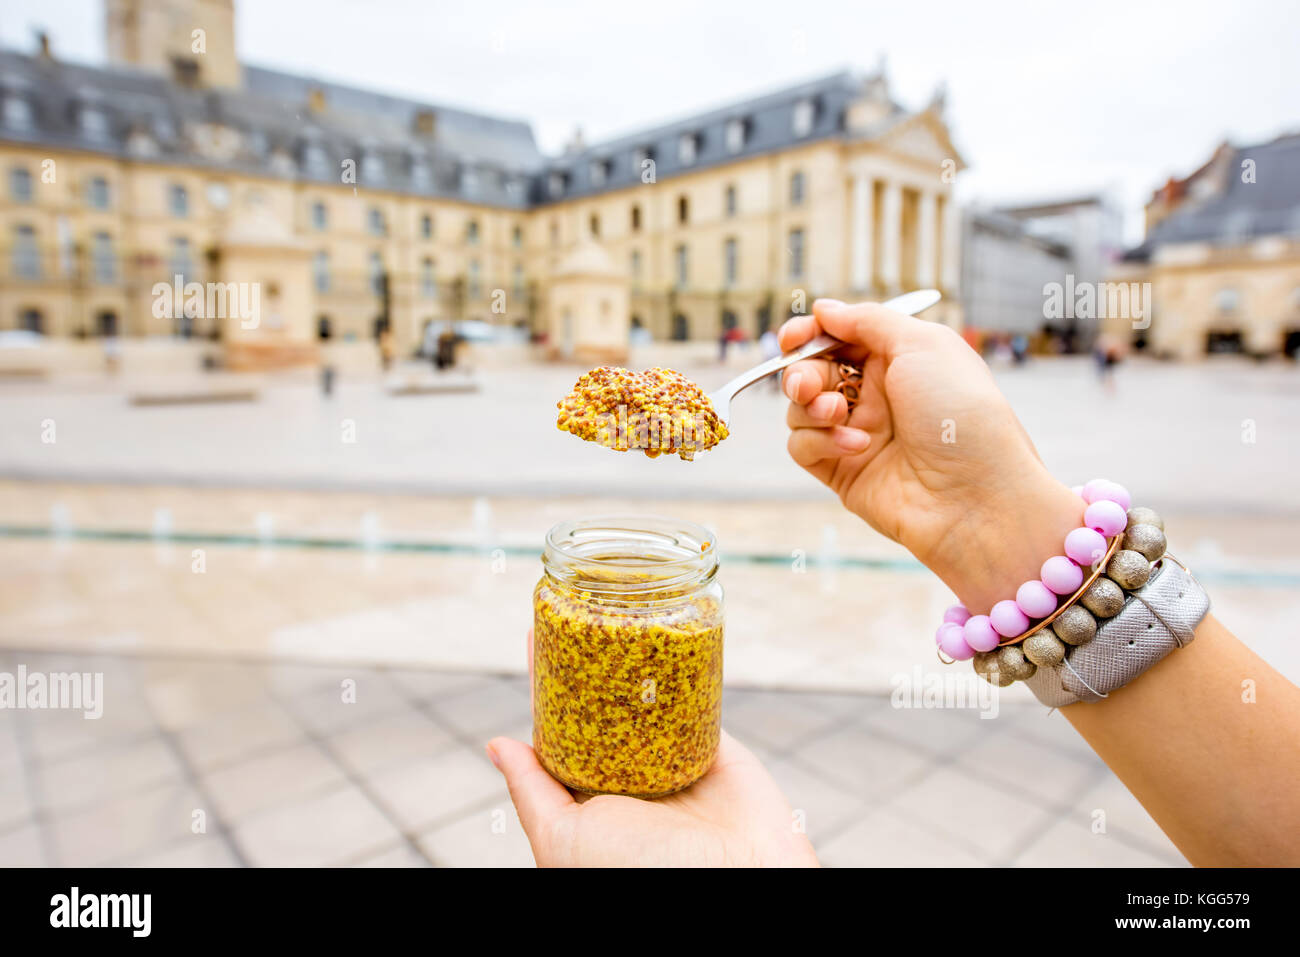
[0, 0, 964, 363]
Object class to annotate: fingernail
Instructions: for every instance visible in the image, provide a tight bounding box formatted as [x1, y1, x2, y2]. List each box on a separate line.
[834, 427, 870, 452]
[784, 372, 803, 401]
[810, 393, 842, 418]
[485, 743, 502, 771]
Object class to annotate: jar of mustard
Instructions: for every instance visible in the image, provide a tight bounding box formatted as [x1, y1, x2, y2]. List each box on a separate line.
[533, 517, 724, 798]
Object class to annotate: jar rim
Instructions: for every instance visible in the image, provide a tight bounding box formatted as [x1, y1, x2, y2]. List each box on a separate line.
[542, 515, 718, 595]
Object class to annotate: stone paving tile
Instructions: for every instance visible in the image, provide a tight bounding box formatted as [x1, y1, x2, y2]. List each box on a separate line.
[48, 779, 203, 866]
[1013, 818, 1188, 868]
[200, 739, 348, 823]
[278, 670, 408, 736]
[0, 822, 47, 867]
[125, 836, 241, 867]
[723, 691, 846, 754]
[877, 764, 1056, 864]
[385, 668, 500, 703]
[817, 806, 989, 868]
[416, 801, 536, 868]
[364, 748, 504, 833]
[173, 698, 305, 772]
[425, 680, 532, 740]
[325, 704, 457, 776]
[793, 723, 936, 800]
[34, 734, 186, 815]
[1072, 772, 1185, 864]
[763, 755, 870, 845]
[351, 840, 431, 868]
[857, 696, 1003, 758]
[955, 728, 1105, 807]
[230, 782, 401, 867]
[0, 761, 32, 830]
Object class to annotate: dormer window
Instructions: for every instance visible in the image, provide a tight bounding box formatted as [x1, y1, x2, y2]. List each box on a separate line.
[361, 150, 385, 185]
[169, 183, 189, 217]
[2, 93, 33, 131]
[302, 140, 330, 179]
[792, 98, 816, 137]
[725, 118, 748, 154]
[462, 167, 480, 197]
[632, 147, 654, 174]
[269, 148, 296, 177]
[78, 103, 111, 142]
[548, 172, 567, 198]
[590, 158, 610, 187]
[678, 132, 699, 165]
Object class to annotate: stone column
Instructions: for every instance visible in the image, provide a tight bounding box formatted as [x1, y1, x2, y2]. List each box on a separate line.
[916, 190, 936, 288]
[940, 193, 961, 292]
[851, 173, 874, 293]
[878, 181, 902, 293]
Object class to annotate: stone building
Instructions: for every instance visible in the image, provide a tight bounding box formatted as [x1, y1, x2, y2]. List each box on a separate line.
[0, 0, 965, 363]
[1110, 133, 1300, 359]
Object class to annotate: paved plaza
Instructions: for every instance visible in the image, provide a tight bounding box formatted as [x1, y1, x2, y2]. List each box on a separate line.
[0, 653, 1184, 867]
[0, 355, 1296, 867]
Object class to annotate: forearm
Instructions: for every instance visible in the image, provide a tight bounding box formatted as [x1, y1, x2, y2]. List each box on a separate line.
[1062, 614, 1300, 866]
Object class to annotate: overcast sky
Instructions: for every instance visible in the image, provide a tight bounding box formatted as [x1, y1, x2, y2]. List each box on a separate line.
[4, 0, 1297, 242]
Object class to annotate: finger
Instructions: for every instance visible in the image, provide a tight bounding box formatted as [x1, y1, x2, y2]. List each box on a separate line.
[782, 358, 841, 404]
[787, 425, 870, 467]
[786, 392, 848, 428]
[812, 299, 925, 357]
[487, 737, 574, 839]
[776, 312, 819, 352]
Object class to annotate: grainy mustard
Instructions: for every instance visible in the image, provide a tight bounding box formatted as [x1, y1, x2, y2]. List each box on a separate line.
[556, 366, 729, 460]
[533, 519, 724, 797]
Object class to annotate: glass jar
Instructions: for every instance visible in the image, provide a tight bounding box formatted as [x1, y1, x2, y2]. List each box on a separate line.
[533, 516, 724, 798]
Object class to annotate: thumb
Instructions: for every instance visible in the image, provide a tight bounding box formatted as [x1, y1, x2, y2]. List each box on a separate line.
[486, 737, 574, 847]
[813, 298, 923, 357]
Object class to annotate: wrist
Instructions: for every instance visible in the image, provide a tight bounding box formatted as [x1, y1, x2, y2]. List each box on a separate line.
[929, 468, 1084, 614]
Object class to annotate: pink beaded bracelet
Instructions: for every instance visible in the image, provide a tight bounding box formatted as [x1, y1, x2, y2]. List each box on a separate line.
[934, 478, 1131, 662]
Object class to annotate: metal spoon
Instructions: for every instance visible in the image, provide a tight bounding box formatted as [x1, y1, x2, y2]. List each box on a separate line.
[708, 289, 942, 425]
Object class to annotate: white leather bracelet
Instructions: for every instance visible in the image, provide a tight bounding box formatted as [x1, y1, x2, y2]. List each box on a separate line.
[1024, 557, 1211, 708]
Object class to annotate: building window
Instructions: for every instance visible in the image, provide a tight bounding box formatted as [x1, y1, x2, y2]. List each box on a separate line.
[590, 159, 609, 187]
[678, 133, 698, 166]
[722, 310, 738, 331]
[369, 251, 385, 296]
[368, 207, 386, 237]
[788, 228, 805, 279]
[169, 184, 189, 217]
[88, 176, 111, 209]
[311, 201, 328, 231]
[20, 308, 43, 334]
[678, 195, 689, 224]
[725, 118, 748, 154]
[671, 313, 689, 341]
[512, 225, 523, 248]
[1215, 288, 1240, 314]
[589, 213, 600, 238]
[466, 220, 479, 244]
[13, 225, 40, 279]
[462, 167, 479, 197]
[630, 249, 642, 278]
[790, 171, 806, 205]
[725, 184, 737, 217]
[421, 214, 434, 239]
[550, 221, 559, 246]
[96, 311, 118, 336]
[10, 167, 32, 202]
[548, 172, 567, 198]
[724, 237, 738, 288]
[313, 251, 330, 293]
[675, 244, 688, 289]
[792, 98, 816, 137]
[169, 237, 193, 281]
[632, 147, 654, 175]
[512, 263, 525, 301]
[317, 315, 333, 340]
[468, 260, 481, 299]
[631, 205, 641, 231]
[3, 95, 34, 131]
[91, 232, 115, 284]
[421, 258, 437, 298]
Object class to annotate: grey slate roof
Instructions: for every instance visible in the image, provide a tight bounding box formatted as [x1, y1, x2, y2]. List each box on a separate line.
[0, 48, 897, 210]
[1125, 133, 1300, 261]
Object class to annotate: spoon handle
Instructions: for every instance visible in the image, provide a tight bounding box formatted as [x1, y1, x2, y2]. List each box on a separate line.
[711, 333, 840, 407]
